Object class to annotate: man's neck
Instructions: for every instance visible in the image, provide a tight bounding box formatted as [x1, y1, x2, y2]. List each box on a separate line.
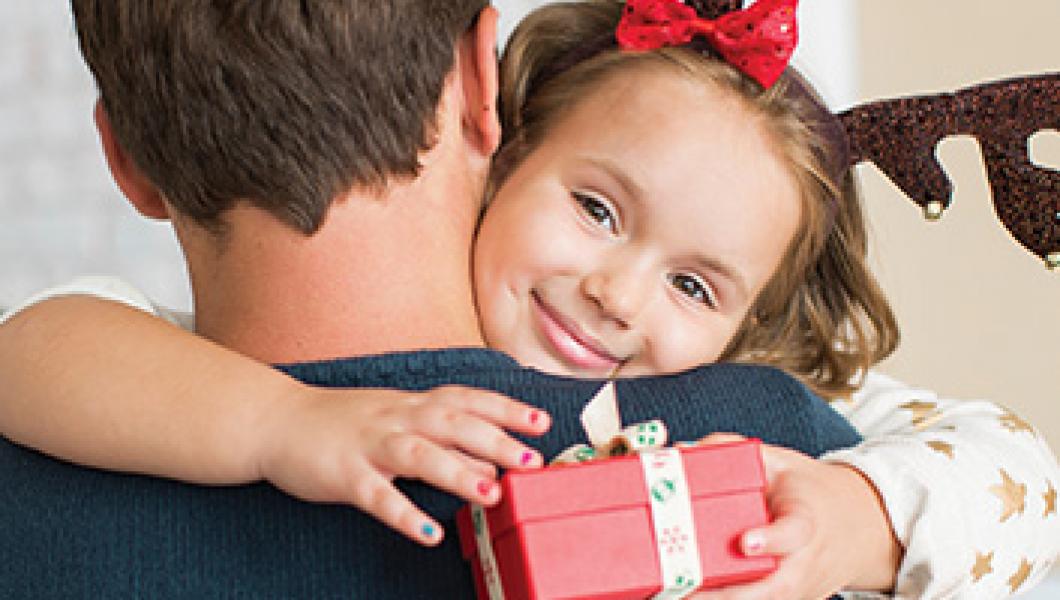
[179, 184, 485, 365]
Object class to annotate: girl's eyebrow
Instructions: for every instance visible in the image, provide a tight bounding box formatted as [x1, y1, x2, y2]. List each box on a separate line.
[580, 157, 645, 204]
[693, 254, 749, 304]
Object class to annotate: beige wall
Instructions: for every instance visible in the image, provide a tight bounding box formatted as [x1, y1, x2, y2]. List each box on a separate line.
[855, 1, 1060, 451]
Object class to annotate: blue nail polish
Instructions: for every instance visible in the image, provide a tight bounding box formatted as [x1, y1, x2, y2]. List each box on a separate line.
[421, 523, 436, 538]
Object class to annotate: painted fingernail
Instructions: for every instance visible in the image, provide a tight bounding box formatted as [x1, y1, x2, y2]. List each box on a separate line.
[529, 410, 542, 425]
[742, 531, 765, 555]
[477, 480, 496, 497]
[421, 522, 437, 539]
[520, 450, 537, 467]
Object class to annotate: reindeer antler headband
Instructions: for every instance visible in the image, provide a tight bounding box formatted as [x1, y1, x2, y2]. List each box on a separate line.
[841, 74, 1059, 270]
[539, 0, 1059, 270]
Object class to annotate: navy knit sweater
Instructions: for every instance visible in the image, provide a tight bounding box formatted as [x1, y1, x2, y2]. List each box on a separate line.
[0, 348, 859, 598]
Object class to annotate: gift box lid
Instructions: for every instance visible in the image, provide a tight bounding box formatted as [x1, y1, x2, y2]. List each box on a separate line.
[475, 440, 765, 543]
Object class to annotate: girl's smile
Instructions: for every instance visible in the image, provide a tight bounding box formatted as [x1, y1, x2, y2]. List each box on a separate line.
[530, 290, 623, 374]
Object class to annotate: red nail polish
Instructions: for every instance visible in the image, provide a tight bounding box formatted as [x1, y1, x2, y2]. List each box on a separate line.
[529, 410, 542, 425]
[520, 451, 536, 467]
[477, 480, 495, 497]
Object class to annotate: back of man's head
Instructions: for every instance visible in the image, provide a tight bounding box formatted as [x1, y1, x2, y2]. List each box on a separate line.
[72, 0, 488, 235]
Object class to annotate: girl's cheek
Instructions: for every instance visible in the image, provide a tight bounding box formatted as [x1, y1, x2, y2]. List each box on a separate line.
[656, 326, 725, 373]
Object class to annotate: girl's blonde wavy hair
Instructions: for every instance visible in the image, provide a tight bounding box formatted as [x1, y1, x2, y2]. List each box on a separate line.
[491, 0, 899, 399]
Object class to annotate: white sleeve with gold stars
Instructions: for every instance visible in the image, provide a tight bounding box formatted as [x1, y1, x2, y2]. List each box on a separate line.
[822, 371, 1060, 599]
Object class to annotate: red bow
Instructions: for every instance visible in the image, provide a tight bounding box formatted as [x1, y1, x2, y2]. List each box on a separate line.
[616, 0, 798, 88]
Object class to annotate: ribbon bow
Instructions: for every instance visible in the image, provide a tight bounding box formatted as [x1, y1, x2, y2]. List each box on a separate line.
[616, 0, 799, 88]
[553, 381, 670, 465]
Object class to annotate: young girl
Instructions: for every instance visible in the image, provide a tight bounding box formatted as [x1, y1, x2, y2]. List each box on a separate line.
[1, 0, 1055, 597]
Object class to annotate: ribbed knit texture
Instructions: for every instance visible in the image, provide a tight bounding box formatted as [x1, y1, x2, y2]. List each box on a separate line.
[0, 348, 859, 598]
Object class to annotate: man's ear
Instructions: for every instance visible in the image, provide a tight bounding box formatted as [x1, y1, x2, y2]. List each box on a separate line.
[457, 6, 502, 157]
[93, 100, 170, 220]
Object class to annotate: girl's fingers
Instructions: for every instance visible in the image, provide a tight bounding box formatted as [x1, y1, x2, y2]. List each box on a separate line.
[690, 551, 834, 600]
[756, 443, 804, 483]
[325, 387, 554, 548]
[345, 468, 445, 547]
[428, 386, 551, 436]
[379, 433, 504, 507]
[692, 516, 814, 599]
[740, 510, 814, 557]
[458, 453, 499, 480]
[410, 402, 544, 470]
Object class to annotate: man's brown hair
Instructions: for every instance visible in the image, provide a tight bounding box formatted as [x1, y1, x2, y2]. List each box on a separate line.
[72, 0, 487, 234]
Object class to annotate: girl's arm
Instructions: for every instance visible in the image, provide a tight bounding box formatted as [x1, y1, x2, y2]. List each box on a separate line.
[823, 372, 1060, 598]
[0, 288, 549, 545]
[0, 294, 301, 483]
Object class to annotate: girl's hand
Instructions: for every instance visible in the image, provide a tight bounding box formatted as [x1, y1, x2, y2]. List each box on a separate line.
[690, 435, 901, 600]
[255, 384, 550, 546]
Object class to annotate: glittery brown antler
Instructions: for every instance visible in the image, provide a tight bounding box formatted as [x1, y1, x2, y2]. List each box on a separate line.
[959, 74, 1059, 266]
[840, 92, 957, 218]
[841, 72, 1060, 268]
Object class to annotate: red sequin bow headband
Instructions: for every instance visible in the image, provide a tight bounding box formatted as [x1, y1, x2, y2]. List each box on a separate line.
[616, 0, 798, 88]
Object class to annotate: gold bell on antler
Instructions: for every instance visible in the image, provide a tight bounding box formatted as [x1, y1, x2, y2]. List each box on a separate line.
[923, 201, 945, 221]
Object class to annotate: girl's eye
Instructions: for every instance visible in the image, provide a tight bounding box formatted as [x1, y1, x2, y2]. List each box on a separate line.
[573, 192, 618, 233]
[670, 273, 717, 309]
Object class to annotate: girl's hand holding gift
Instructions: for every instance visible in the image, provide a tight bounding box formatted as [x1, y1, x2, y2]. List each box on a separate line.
[690, 434, 901, 600]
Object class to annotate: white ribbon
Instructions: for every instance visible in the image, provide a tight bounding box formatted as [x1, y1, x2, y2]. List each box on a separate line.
[581, 380, 622, 448]
[470, 503, 506, 600]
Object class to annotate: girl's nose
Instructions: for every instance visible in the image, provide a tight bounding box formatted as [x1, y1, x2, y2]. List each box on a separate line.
[581, 260, 652, 327]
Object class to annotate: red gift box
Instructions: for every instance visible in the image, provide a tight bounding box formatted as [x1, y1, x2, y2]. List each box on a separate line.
[456, 439, 776, 600]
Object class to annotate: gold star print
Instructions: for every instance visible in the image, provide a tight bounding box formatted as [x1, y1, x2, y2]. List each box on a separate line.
[1007, 558, 1033, 593]
[999, 409, 1036, 435]
[900, 400, 943, 430]
[925, 440, 955, 459]
[1044, 481, 1057, 517]
[971, 551, 993, 582]
[989, 469, 1027, 522]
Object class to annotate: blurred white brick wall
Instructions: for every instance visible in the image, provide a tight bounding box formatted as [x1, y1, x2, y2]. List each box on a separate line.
[0, 3, 190, 310]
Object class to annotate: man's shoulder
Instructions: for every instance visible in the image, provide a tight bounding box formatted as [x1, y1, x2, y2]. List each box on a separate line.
[618, 363, 861, 455]
[277, 347, 528, 389]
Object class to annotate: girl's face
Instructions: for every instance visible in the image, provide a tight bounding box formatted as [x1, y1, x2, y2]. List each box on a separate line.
[473, 68, 801, 378]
